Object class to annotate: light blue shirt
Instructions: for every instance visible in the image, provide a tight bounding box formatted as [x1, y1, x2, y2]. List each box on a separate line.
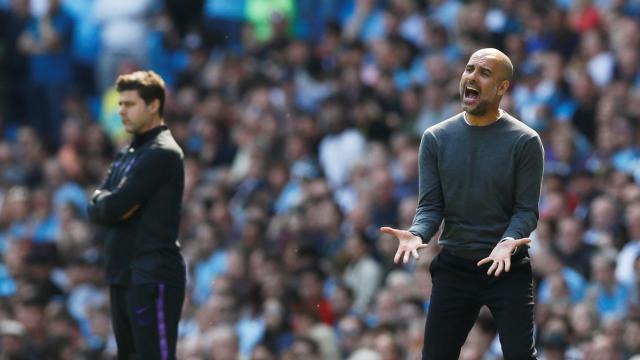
[192, 250, 228, 305]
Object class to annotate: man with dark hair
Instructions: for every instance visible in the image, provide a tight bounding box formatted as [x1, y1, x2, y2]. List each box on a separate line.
[381, 48, 543, 359]
[88, 70, 185, 359]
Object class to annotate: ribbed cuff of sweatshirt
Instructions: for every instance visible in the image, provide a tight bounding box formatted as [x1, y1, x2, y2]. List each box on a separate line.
[408, 227, 434, 244]
[499, 237, 518, 255]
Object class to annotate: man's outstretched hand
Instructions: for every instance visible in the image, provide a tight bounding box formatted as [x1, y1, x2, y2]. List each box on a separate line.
[380, 227, 428, 264]
[477, 238, 532, 277]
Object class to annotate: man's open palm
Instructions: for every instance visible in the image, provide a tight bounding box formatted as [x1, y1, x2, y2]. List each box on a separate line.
[477, 238, 532, 277]
[380, 227, 428, 264]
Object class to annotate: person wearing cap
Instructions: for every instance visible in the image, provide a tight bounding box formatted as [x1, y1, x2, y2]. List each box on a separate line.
[88, 71, 185, 360]
[381, 48, 543, 359]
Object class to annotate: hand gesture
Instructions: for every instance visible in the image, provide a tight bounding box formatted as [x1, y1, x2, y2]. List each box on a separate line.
[380, 227, 428, 264]
[477, 238, 531, 277]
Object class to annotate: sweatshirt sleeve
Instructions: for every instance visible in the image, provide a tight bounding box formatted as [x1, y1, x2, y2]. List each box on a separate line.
[501, 136, 544, 240]
[88, 149, 181, 225]
[408, 130, 444, 243]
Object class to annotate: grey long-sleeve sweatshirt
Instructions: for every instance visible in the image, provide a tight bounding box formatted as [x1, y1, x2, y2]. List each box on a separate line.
[408, 112, 544, 258]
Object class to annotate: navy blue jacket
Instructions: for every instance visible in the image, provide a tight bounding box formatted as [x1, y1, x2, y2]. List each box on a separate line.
[89, 125, 185, 286]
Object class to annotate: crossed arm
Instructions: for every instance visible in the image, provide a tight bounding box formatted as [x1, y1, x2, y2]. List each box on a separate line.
[88, 150, 177, 225]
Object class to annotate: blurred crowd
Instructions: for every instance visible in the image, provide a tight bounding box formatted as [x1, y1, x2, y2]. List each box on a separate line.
[1, 0, 640, 359]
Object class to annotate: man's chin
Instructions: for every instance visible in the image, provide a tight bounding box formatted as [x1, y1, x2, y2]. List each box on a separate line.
[462, 106, 487, 116]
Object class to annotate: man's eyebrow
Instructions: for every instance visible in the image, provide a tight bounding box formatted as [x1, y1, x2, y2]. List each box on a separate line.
[465, 64, 493, 74]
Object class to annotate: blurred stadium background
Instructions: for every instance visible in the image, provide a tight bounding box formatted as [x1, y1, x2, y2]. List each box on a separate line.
[0, 0, 639, 359]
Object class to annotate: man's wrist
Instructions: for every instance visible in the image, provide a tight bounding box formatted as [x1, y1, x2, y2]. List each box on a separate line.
[409, 230, 426, 244]
[500, 237, 518, 255]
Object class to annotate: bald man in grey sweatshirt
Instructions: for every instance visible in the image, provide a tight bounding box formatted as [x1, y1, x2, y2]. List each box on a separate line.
[381, 48, 543, 359]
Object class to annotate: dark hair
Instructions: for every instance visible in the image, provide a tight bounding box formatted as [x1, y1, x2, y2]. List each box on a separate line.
[115, 70, 166, 117]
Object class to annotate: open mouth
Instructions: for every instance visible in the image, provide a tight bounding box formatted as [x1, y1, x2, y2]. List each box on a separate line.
[464, 86, 480, 101]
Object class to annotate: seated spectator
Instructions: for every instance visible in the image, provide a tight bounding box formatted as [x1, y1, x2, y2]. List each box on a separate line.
[616, 201, 640, 285]
[553, 216, 597, 279]
[341, 231, 383, 314]
[535, 248, 587, 305]
[586, 251, 630, 318]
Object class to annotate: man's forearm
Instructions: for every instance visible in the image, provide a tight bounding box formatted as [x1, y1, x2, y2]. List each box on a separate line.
[408, 210, 442, 243]
[502, 209, 538, 241]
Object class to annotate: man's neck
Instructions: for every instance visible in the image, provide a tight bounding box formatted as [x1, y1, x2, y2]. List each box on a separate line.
[137, 118, 164, 134]
[464, 109, 503, 126]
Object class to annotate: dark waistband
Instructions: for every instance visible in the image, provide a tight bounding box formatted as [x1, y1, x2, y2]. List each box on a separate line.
[442, 247, 490, 260]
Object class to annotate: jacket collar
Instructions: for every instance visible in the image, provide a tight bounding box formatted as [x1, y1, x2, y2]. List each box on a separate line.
[131, 125, 166, 149]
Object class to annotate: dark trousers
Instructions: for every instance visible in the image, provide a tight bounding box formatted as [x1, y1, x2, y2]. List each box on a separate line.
[423, 249, 537, 360]
[110, 283, 185, 360]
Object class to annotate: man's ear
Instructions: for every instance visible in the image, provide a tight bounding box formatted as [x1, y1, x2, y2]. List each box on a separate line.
[497, 80, 510, 97]
[148, 99, 160, 115]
